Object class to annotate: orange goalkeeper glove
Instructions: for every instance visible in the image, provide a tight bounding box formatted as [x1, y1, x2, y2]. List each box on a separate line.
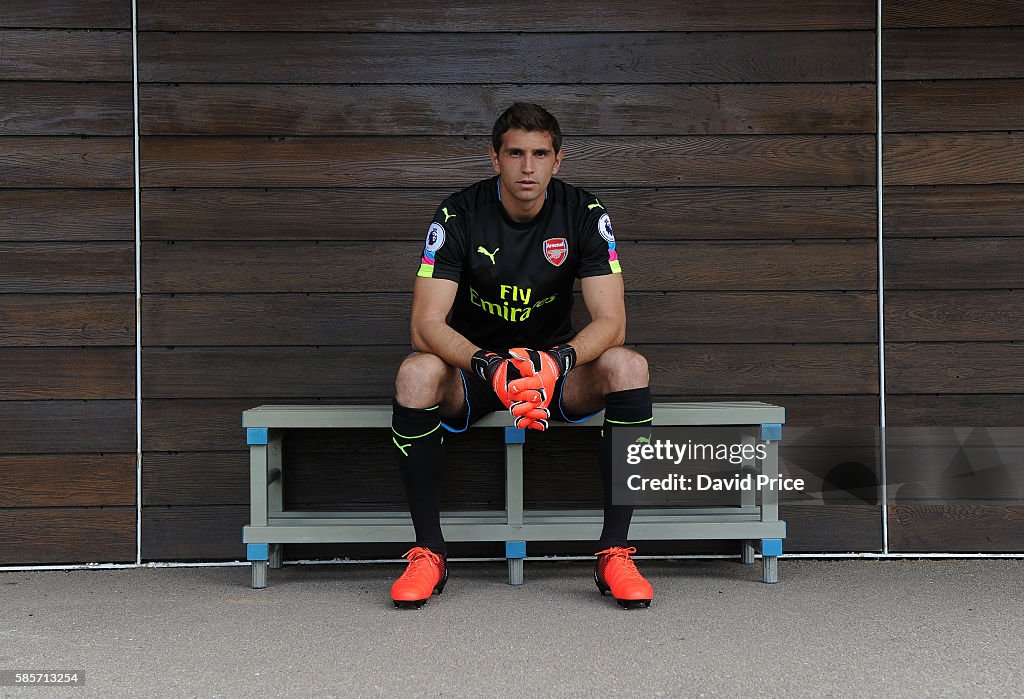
[505, 345, 577, 431]
[471, 349, 545, 429]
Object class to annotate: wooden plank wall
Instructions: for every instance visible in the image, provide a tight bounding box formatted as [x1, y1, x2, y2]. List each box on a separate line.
[136, 0, 880, 560]
[7, 1, 1019, 565]
[882, 1, 1024, 551]
[0, 1, 137, 564]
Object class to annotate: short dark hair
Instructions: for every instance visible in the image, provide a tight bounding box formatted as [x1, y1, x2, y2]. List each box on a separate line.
[491, 102, 562, 153]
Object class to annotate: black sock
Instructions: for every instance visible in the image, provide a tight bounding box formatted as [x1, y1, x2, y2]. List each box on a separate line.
[598, 387, 653, 548]
[392, 398, 447, 556]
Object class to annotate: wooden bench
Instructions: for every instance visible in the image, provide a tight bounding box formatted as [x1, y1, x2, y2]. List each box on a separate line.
[242, 402, 786, 589]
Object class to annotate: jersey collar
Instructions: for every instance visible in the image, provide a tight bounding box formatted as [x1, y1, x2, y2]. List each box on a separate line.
[495, 176, 550, 230]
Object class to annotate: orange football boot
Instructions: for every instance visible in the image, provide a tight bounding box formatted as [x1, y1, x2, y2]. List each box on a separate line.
[391, 547, 447, 609]
[594, 546, 653, 608]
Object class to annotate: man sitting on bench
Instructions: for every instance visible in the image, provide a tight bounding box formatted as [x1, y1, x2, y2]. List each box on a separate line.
[391, 102, 654, 609]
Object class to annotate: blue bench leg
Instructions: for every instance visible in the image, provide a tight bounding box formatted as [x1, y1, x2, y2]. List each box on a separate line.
[248, 543, 270, 589]
[760, 539, 782, 584]
[506, 541, 526, 586]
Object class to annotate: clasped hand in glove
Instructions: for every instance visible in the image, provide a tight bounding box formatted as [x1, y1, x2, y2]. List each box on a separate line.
[471, 345, 577, 431]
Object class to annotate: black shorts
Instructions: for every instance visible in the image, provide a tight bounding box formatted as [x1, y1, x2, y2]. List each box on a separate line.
[441, 369, 599, 433]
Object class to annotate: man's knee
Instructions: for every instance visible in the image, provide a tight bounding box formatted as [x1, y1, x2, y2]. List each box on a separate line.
[595, 347, 649, 394]
[395, 353, 453, 408]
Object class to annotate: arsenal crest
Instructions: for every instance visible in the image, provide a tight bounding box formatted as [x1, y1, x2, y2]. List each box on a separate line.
[543, 238, 568, 267]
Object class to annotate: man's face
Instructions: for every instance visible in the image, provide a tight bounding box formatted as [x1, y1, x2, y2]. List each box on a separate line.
[489, 128, 563, 215]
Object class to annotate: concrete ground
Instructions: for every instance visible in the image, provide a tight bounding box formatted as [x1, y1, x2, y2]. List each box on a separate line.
[1, 558, 1022, 698]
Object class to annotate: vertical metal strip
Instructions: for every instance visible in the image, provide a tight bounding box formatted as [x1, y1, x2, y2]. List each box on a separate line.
[877, 0, 890, 554]
[132, 0, 143, 565]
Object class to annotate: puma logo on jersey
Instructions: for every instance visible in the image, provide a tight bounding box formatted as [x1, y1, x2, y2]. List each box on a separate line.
[587, 199, 604, 211]
[477, 246, 499, 265]
[442, 207, 457, 222]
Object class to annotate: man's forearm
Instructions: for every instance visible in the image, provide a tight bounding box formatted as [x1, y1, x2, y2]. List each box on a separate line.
[412, 315, 624, 371]
[567, 315, 626, 366]
[412, 321, 480, 372]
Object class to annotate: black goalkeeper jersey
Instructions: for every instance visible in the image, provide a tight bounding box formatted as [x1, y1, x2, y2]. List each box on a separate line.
[416, 176, 621, 350]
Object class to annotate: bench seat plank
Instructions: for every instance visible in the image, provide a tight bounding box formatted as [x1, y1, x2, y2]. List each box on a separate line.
[243, 401, 786, 429]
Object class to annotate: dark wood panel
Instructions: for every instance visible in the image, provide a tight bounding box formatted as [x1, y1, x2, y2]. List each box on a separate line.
[779, 503, 882, 551]
[141, 83, 875, 136]
[0, 294, 134, 346]
[141, 505, 247, 560]
[142, 451, 247, 506]
[0, 137, 133, 188]
[0, 30, 131, 81]
[0, 454, 135, 507]
[884, 134, 1024, 186]
[884, 80, 1024, 133]
[277, 431, 877, 509]
[141, 240, 419, 293]
[150, 434, 879, 507]
[141, 186, 876, 242]
[141, 136, 875, 188]
[142, 240, 876, 293]
[888, 445, 1024, 500]
[888, 500, 1024, 552]
[779, 447, 881, 506]
[884, 185, 1024, 238]
[621, 292, 877, 343]
[142, 344, 877, 399]
[885, 290, 1024, 341]
[288, 427, 499, 510]
[142, 294, 409, 347]
[0, 348, 134, 399]
[0, 83, 132, 136]
[142, 394, 877, 455]
[161, 429, 505, 510]
[142, 291, 876, 347]
[139, 31, 872, 84]
[887, 395, 1024, 427]
[0, 243, 134, 292]
[1, 507, 136, 565]
[0, 400, 135, 453]
[0, 190, 134, 241]
[142, 347, 419, 399]
[886, 426, 1024, 448]
[759, 428, 881, 449]
[584, 240, 876, 293]
[883, 1, 1024, 28]
[140, 1, 874, 31]
[223, 433, 865, 509]
[144, 397, 396, 452]
[884, 238, 1024, 289]
[646, 345, 878, 396]
[887, 343, 1024, 394]
[3, 1, 132, 28]
[883, 28, 1024, 80]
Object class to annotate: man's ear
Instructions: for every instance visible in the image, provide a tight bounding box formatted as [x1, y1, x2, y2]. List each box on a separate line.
[551, 149, 563, 176]
[489, 145, 500, 173]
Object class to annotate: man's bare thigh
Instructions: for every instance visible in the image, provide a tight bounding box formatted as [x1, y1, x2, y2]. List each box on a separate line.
[395, 352, 467, 416]
[558, 346, 650, 417]
[558, 361, 608, 416]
